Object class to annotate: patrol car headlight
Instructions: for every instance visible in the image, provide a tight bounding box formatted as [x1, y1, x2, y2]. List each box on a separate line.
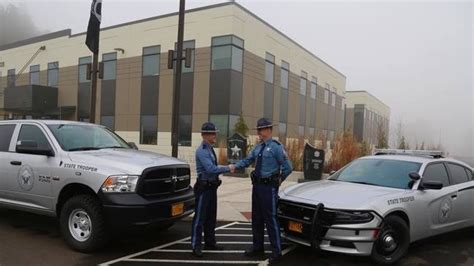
[333, 211, 374, 224]
[101, 175, 139, 193]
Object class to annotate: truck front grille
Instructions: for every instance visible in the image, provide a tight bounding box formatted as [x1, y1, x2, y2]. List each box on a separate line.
[138, 165, 191, 197]
[278, 199, 335, 240]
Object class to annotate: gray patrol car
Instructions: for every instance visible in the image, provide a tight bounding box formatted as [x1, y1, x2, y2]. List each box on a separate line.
[278, 149, 474, 264]
[0, 120, 194, 252]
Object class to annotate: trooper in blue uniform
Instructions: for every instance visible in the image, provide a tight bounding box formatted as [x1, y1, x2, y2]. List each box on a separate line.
[191, 122, 231, 257]
[234, 118, 293, 264]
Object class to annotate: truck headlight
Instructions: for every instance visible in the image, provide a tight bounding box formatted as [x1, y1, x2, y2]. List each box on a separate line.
[333, 211, 374, 224]
[101, 175, 139, 193]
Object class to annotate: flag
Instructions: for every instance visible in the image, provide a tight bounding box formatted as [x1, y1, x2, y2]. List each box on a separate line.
[85, 0, 102, 54]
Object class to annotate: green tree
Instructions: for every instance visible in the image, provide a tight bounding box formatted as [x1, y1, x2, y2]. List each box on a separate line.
[376, 122, 388, 149]
[233, 112, 249, 137]
[398, 136, 408, 150]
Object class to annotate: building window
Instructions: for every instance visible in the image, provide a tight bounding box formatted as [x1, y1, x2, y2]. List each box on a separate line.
[279, 87, 288, 123]
[102, 52, 117, 80]
[324, 89, 329, 104]
[178, 115, 192, 146]
[310, 77, 317, 128]
[47, 62, 59, 87]
[29, 65, 40, 85]
[264, 52, 275, 120]
[280, 61, 289, 89]
[211, 35, 244, 72]
[7, 69, 15, 87]
[298, 125, 305, 137]
[142, 45, 160, 77]
[309, 127, 315, 143]
[341, 97, 345, 111]
[331, 91, 336, 107]
[140, 115, 157, 145]
[265, 52, 275, 83]
[209, 114, 239, 145]
[279, 123, 287, 144]
[300, 71, 307, 96]
[101, 116, 115, 130]
[299, 71, 307, 127]
[79, 56, 92, 83]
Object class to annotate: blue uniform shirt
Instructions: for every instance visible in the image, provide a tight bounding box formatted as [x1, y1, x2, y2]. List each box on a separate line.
[235, 138, 293, 180]
[196, 141, 230, 180]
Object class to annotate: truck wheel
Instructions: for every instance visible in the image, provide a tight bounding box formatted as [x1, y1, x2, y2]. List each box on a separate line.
[370, 215, 410, 265]
[59, 195, 108, 252]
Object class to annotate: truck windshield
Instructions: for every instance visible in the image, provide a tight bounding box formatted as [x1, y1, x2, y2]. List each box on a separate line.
[330, 159, 422, 189]
[48, 124, 130, 152]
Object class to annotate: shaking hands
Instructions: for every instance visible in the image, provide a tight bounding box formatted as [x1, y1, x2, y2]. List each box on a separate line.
[228, 164, 236, 173]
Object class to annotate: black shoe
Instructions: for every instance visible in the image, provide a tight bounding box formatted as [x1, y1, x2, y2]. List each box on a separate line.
[204, 244, 224, 250]
[192, 248, 203, 257]
[244, 248, 265, 257]
[268, 254, 282, 264]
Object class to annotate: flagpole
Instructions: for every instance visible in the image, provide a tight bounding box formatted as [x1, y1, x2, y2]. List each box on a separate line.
[171, 0, 186, 158]
[90, 50, 98, 124]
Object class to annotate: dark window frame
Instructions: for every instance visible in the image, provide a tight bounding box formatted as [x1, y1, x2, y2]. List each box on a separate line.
[210, 35, 244, 72]
[7, 69, 15, 87]
[0, 124, 16, 152]
[102, 52, 117, 81]
[47, 61, 59, 87]
[446, 162, 471, 185]
[422, 162, 452, 187]
[142, 45, 161, 77]
[78, 56, 92, 84]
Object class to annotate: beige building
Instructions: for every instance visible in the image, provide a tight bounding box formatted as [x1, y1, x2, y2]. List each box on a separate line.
[0, 2, 346, 158]
[344, 90, 390, 147]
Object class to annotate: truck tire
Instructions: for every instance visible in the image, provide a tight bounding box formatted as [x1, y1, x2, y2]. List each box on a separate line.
[59, 195, 108, 252]
[370, 215, 410, 265]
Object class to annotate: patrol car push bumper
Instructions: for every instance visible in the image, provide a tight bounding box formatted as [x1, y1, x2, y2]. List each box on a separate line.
[278, 200, 383, 256]
[98, 187, 195, 227]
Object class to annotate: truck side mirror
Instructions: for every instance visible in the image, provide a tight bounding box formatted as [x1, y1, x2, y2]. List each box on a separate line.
[128, 142, 138, 150]
[16, 140, 55, 157]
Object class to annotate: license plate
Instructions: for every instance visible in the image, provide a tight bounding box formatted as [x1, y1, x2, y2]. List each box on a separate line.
[171, 202, 184, 216]
[288, 221, 303, 233]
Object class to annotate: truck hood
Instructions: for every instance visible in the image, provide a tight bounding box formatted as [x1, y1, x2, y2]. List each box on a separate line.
[281, 180, 405, 210]
[67, 148, 187, 175]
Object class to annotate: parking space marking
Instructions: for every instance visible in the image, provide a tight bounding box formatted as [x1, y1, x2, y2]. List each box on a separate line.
[122, 258, 265, 264]
[153, 249, 272, 254]
[100, 221, 296, 266]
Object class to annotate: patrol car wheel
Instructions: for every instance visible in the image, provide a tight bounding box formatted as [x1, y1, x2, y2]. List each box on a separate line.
[371, 215, 410, 265]
[60, 195, 108, 252]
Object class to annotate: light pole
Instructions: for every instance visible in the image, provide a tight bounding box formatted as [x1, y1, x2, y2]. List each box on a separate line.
[171, 0, 186, 158]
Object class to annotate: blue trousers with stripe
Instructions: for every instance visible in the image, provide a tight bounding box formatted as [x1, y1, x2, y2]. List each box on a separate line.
[251, 184, 282, 256]
[191, 187, 217, 249]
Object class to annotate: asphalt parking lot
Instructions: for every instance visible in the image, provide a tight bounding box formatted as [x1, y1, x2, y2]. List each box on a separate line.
[0, 208, 473, 266]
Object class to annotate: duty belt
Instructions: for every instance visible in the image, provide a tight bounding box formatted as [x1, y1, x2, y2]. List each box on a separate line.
[250, 171, 280, 186]
[195, 177, 222, 189]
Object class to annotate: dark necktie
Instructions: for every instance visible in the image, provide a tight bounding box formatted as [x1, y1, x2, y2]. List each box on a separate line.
[210, 145, 218, 166]
[254, 143, 266, 177]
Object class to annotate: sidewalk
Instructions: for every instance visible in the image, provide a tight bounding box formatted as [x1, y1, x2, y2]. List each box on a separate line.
[186, 172, 309, 222]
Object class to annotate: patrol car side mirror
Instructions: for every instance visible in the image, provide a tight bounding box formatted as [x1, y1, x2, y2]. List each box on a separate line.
[408, 172, 421, 181]
[16, 140, 55, 157]
[419, 181, 443, 190]
[128, 142, 138, 150]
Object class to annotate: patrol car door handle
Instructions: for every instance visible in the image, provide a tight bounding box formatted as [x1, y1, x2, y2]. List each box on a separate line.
[10, 161, 22, 166]
[451, 194, 458, 199]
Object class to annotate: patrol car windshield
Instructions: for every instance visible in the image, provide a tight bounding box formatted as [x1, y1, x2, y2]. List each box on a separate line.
[330, 159, 422, 189]
[48, 124, 130, 152]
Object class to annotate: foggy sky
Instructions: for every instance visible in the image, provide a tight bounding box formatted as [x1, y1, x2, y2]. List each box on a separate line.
[0, 0, 472, 163]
